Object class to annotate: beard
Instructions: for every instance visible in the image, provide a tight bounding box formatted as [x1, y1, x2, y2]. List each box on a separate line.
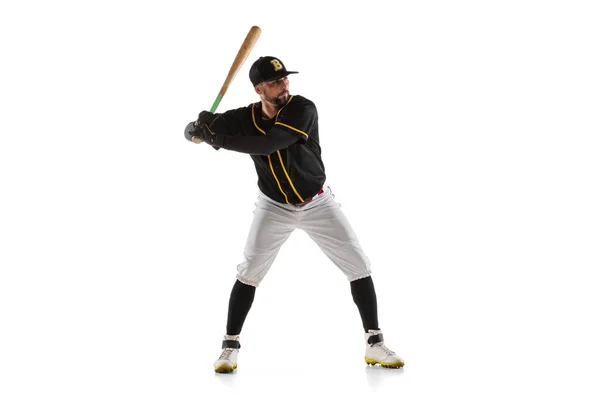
[266, 90, 289, 106]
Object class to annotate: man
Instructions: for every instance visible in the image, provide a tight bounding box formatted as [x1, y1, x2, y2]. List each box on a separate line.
[184, 56, 404, 373]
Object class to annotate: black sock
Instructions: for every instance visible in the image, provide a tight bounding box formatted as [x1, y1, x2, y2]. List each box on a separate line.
[350, 276, 380, 332]
[226, 279, 256, 335]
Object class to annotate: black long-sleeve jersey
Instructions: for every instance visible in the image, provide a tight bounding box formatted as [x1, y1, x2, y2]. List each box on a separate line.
[195, 95, 326, 205]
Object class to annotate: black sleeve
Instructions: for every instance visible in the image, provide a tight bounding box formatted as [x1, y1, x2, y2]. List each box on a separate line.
[185, 107, 251, 150]
[210, 108, 247, 136]
[218, 126, 300, 155]
[214, 96, 316, 154]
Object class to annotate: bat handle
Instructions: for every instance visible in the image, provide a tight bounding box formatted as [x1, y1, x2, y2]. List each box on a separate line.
[210, 94, 223, 113]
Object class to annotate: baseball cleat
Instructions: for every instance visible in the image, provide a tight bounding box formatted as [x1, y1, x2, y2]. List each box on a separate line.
[364, 330, 404, 368]
[214, 335, 240, 373]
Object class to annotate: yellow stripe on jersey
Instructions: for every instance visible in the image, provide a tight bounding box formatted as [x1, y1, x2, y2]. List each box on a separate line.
[251, 103, 267, 135]
[268, 156, 289, 203]
[273, 96, 308, 138]
[274, 122, 309, 138]
[252, 103, 290, 204]
[272, 95, 306, 203]
[277, 150, 304, 203]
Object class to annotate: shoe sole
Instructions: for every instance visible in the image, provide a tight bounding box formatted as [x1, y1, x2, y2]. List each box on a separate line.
[214, 363, 237, 373]
[365, 357, 404, 368]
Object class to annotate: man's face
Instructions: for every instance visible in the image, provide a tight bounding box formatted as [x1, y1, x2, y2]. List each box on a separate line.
[257, 76, 290, 106]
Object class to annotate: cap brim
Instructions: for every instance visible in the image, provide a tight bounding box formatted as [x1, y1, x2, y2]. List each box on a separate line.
[264, 71, 298, 82]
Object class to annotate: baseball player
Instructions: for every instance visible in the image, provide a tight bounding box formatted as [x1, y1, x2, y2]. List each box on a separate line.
[184, 56, 404, 373]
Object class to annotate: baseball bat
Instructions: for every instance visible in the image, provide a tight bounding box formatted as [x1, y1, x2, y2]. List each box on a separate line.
[211, 25, 261, 112]
[192, 25, 261, 144]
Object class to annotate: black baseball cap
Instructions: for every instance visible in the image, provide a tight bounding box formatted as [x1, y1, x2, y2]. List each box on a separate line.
[249, 56, 298, 86]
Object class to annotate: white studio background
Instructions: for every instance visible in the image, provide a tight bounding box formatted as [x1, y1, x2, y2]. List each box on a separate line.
[1, 0, 599, 399]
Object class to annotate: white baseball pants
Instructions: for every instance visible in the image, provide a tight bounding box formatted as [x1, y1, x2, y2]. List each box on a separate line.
[236, 185, 372, 287]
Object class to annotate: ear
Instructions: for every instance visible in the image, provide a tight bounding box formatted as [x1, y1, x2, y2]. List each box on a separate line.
[254, 84, 262, 95]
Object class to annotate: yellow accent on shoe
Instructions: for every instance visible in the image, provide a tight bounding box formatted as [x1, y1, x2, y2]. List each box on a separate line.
[365, 357, 404, 368]
[214, 363, 237, 373]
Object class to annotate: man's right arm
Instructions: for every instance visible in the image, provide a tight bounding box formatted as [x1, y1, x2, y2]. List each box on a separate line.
[184, 108, 246, 149]
[202, 126, 300, 155]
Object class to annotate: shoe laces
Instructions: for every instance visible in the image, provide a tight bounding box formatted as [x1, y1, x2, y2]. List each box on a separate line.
[373, 342, 395, 356]
[219, 348, 235, 360]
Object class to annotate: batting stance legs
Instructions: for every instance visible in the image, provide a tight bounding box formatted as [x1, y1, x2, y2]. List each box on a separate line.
[237, 186, 371, 286]
[214, 186, 404, 372]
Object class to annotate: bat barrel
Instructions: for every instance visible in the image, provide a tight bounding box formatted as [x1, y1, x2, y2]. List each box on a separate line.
[217, 26, 262, 98]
